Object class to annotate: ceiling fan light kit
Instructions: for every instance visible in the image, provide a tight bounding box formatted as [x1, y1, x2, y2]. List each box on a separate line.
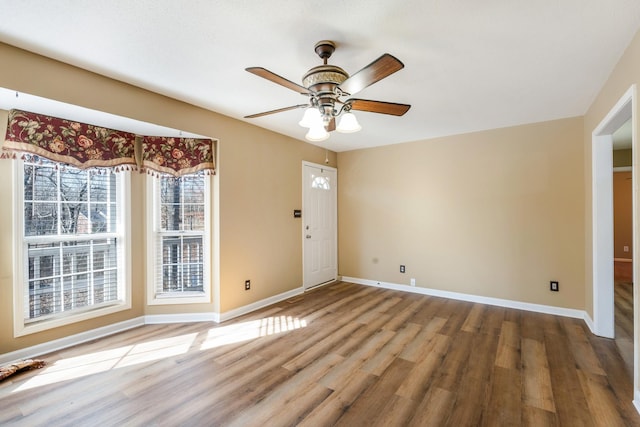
[245, 40, 411, 142]
[336, 111, 361, 133]
[305, 123, 330, 142]
[298, 107, 322, 128]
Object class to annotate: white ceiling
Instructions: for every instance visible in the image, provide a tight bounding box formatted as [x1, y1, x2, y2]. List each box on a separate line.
[0, 1, 639, 152]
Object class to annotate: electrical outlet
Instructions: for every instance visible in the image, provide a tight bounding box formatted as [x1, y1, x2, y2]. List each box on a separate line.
[624, 245, 630, 252]
[400, 265, 406, 273]
[550, 281, 559, 292]
[245, 280, 251, 290]
[410, 278, 416, 286]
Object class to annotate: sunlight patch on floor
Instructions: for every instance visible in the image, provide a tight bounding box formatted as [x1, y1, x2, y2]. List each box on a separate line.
[12, 333, 198, 392]
[200, 316, 307, 350]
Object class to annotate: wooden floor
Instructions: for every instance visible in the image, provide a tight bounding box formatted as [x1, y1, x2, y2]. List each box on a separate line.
[615, 280, 634, 377]
[614, 260, 634, 377]
[614, 260, 633, 283]
[1, 281, 639, 426]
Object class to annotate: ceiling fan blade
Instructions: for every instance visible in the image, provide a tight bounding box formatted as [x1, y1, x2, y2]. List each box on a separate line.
[325, 117, 336, 132]
[244, 104, 308, 119]
[246, 67, 312, 95]
[348, 99, 411, 116]
[338, 54, 404, 96]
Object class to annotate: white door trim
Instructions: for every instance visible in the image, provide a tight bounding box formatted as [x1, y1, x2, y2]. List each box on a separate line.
[592, 132, 615, 338]
[592, 85, 635, 338]
[302, 161, 338, 290]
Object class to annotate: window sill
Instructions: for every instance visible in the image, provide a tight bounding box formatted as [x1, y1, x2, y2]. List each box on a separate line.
[14, 300, 132, 338]
[147, 293, 210, 305]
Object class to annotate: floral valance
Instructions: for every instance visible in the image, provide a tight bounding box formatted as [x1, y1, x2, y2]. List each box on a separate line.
[2, 109, 216, 176]
[2, 109, 137, 170]
[140, 135, 215, 177]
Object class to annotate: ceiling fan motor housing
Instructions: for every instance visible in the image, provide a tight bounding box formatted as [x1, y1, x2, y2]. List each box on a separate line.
[303, 65, 348, 115]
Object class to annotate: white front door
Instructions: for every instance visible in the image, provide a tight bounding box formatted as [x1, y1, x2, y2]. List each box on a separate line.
[303, 162, 337, 289]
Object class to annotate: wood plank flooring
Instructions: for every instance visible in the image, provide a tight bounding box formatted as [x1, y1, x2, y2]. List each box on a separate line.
[1, 281, 638, 426]
[615, 280, 634, 377]
[614, 260, 634, 378]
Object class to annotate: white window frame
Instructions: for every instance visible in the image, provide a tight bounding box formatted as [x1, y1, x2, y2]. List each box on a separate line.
[12, 159, 132, 337]
[146, 173, 211, 305]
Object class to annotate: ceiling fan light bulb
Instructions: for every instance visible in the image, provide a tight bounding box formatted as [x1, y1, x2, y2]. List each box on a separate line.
[299, 107, 321, 128]
[305, 124, 330, 142]
[337, 112, 362, 133]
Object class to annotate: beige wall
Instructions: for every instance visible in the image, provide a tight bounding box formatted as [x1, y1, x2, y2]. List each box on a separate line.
[338, 117, 585, 309]
[614, 171, 633, 259]
[0, 43, 336, 354]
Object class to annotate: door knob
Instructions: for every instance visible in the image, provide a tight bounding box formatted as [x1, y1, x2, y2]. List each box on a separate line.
[306, 235, 312, 239]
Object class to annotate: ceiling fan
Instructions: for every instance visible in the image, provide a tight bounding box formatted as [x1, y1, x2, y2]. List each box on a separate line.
[244, 40, 411, 142]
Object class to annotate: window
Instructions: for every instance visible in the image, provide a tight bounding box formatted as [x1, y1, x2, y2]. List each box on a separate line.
[14, 158, 131, 336]
[147, 172, 211, 304]
[311, 175, 331, 190]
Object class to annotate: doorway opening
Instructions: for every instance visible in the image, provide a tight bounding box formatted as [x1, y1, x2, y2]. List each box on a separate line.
[613, 118, 634, 377]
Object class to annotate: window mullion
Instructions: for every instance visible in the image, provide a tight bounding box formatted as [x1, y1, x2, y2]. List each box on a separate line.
[32, 252, 39, 318]
[72, 246, 77, 312]
[59, 241, 64, 314]
[57, 167, 63, 313]
[56, 166, 62, 237]
[87, 171, 94, 307]
[154, 178, 160, 294]
[24, 232, 119, 244]
[89, 239, 94, 307]
[177, 235, 182, 292]
[86, 170, 92, 235]
[180, 177, 185, 232]
[107, 170, 112, 232]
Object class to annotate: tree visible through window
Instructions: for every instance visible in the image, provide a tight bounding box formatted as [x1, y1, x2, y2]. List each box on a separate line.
[153, 173, 207, 295]
[22, 158, 122, 321]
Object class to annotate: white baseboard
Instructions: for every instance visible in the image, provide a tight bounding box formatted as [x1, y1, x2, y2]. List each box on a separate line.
[634, 391, 640, 416]
[305, 278, 340, 292]
[342, 276, 587, 320]
[218, 287, 304, 323]
[144, 312, 218, 324]
[0, 317, 145, 365]
[583, 312, 596, 335]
